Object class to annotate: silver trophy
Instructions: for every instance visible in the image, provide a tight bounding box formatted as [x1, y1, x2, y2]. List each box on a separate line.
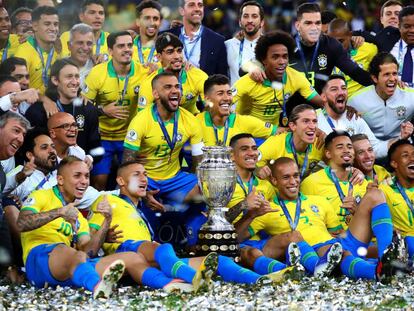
[197, 146, 240, 261]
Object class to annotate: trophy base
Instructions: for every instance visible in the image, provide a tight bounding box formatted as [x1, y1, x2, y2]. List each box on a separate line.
[196, 229, 240, 262]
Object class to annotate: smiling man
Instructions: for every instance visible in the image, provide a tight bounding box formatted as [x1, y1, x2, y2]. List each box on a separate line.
[0, 7, 20, 61]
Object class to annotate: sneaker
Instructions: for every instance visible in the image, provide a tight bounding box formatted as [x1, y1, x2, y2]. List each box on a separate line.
[163, 279, 194, 293]
[192, 252, 218, 293]
[287, 242, 301, 266]
[314, 242, 343, 277]
[93, 259, 125, 299]
[259, 265, 306, 285]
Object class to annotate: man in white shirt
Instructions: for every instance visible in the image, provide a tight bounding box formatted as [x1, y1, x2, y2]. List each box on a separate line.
[318, 74, 413, 160]
[225, 1, 264, 85]
[348, 52, 414, 142]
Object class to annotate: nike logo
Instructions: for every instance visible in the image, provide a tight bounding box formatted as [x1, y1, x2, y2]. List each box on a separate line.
[326, 197, 335, 201]
[392, 202, 400, 206]
[101, 91, 114, 95]
[144, 136, 153, 139]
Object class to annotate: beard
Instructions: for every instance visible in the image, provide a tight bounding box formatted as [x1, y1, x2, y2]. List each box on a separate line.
[35, 156, 57, 173]
[328, 99, 346, 115]
[160, 96, 178, 113]
[243, 24, 261, 37]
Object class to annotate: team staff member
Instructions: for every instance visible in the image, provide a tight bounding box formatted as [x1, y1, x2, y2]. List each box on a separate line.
[233, 30, 323, 127]
[14, 6, 60, 95]
[60, 0, 109, 61]
[197, 74, 276, 147]
[83, 31, 146, 190]
[138, 33, 207, 115]
[0, 7, 20, 61]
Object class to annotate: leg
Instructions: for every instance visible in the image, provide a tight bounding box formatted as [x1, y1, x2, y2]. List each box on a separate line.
[405, 236, 414, 259]
[340, 251, 376, 280]
[240, 246, 287, 274]
[183, 184, 201, 203]
[90, 140, 115, 191]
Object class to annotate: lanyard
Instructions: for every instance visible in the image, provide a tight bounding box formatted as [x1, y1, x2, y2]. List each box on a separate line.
[238, 38, 244, 68]
[323, 109, 336, 130]
[153, 104, 178, 162]
[117, 70, 131, 104]
[289, 135, 310, 179]
[136, 36, 156, 64]
[278, 196, 301, 231]
[398, 39, 404, 77]
[1, 39, 9, 62]
[118, 194, 154, 239]
[35, 40, 54, 87]
[56, 100, 75, 116]
[96, 31, 104, 55]
[395, 179, 414, 216]
[236, 174, 254, 196]
[180, 26, 203, 61]
[209, 112, 230, 146]
[22, 173, 50, 202]
[295, 36, 320, 78]
[327, 167, 353, 215]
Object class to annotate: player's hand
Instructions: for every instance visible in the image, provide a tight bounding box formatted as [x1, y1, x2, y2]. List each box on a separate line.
[235, 30, 244, 41]
[106, 224, 124, 243]
[256, 166, 271, 180]
[346, 106, 360, 120]
[184, 61, 193, 71]
[351, 36, 365, 49]
[103, 102, 130, 120]
[349, 167, 365, 185]
[13, 88, 39, 106]
[96, 195, 112, 219]
[41, 96, 59, 117]
[91, 54, 107, 65]
[249, 67, 267, 83]
[144, 189, 165, 212]
[145, 62, 159, 74]
[397, 79, 407, 89]
[84, 156, 93, 171]
[59, 201, 80, 229]
[276, 126, 289, 135]
[22, 157, 37, 177]
[400, 121, 414, 139]
[315, 128, 326, 149]
[126, 29, 138, 39]
[170, 19, 183, 29]
[341, 187, 357, 215]
[366, 174, 379, 191]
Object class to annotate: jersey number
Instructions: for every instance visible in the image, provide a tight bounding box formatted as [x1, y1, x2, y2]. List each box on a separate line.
[306, 71, 315, 87]
[57, 221, 72, 236]
[154, 144, 170, 158]
[263, 105, 278, 116]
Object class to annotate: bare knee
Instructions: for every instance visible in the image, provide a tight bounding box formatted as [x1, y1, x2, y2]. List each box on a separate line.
[361, 188, 386, 210]
[241, 246, 263, 260]
[72, 251, 87, 265]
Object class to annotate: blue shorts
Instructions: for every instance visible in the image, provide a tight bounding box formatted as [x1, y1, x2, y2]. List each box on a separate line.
[240, 238, 269, 251]
[147, 171, 198, 208]
[338, 230, 369, 257]
[91, 140, 124, 175]
[115, 240, 145, 253]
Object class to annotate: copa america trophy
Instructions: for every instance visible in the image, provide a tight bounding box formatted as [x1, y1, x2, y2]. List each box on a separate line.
[196, 146, 240, 261]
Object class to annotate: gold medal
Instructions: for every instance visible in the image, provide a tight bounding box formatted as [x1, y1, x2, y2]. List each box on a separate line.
[282, 116, 288, 127]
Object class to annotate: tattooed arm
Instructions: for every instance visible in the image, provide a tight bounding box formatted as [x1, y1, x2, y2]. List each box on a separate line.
[122, 148, 140, 163]
[225, 200, 247, 223]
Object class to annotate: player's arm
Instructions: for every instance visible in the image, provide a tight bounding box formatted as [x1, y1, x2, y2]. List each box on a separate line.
[123, 122, 144, 163]
[295, 70, 324, 108]
[190, 120, 205, 173]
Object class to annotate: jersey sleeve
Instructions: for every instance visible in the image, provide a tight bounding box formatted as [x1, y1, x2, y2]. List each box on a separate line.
[294, 70, 318, 101]
[77, 213, 90, 238]
[300, 175, 319, 196]
[233, 77, 251, 115]
[243, 115, 277, 138]
[82, 66, 102, 100]
[88, 196, 105, 231]
[123, 114, 145, 151]
[20, 191, 46, 213]
[137, 77, 154, 111]
[257, 136, 278, 167]
[189, 115, 204, 146]
[321, 199, 342, 231]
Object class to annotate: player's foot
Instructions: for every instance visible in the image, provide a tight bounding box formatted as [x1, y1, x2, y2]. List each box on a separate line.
[192, 252, 218, 292]
[93, 259, 125, 299]
[287, 242, 301, 266]
[163, 279, 194, 293]
[314, 242, 343, 277]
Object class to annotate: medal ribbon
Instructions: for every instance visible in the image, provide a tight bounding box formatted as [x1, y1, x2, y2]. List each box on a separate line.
[395, 179, 414, 216]
[96, 31, 104, 55]
[53, 185, 80, 243]
[118, 194, 154, 239]
[136, 36, 156, 64]
[179, 26, 204, 61]
[35, 40, 54, 87]
[56, 99, 75, 116]
[289, 135, 310, 179]
[323, 109, 336, 130]
[278, 196, 301, 231]
[1, 39, 9, 62]
[116, 67, 132, 104]
[236, 174, 254, 197]
[22, 173, 51, 202]
[295, 36, 320, 79]
[153, 104, 178, 160]
[209, 112, 230, 146]
[238, 38, 244, 68]
[327, 167, 353, 215]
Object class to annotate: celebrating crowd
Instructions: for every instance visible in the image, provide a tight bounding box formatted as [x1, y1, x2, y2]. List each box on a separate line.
[0, 0, 414, 299]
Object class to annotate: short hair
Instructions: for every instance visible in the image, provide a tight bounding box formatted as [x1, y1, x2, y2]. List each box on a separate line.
[322, 74, 346, 92]
[80, 0, 104, 13]
[136, 0, 162, 18]
[369, 52, 398, 78]
[10, 7, 32, 28]
[20, 127, 50, 161]
[381, 0, 402, 17]
[229, 133, 254, 149]
[204, 74, 229, 94]
[239, 1, 264, 21]
[32, 6, 58, 22]
[155, 32, 183, 53]
[0, 75, 18, 89]
[0, 111, 31, 131]
[328, 18, 351, 33]
[321, 10, 337, 25]
[0, 57, 27, 76]
[45, 58, 78, 100]
[399, 5, 414, 24]
[255, 30, 295, 63]
[151, 71, 176, 89]
[289, 104, 315, 123]
[297, 2, 321, 20]
[57, 155, 84, 175]
[324, 130, 351, 149]
[388, 139, 413, 169]
[350, 133, 369, 143]
[270, 157, 296, 174]
[107, 31, 132, 50]
[117, 159, 145, 176]
[69, 23, 93, 43]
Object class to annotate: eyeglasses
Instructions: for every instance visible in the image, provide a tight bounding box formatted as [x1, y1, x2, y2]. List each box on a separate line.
[53, 122, 78, 131]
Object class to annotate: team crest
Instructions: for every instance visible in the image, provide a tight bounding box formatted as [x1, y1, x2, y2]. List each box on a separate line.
[76, 115, 85, 129]
[346, 127, 355, 136]
[102, 54, 109, 61]
[317, 54, 328, 69]
[265, 122, 271, 128]
[177, 132, 183, 142]
[153, 55, 159, 63]
[310, 205, 319, 213]
[24, 197, 35, 206]
[284, 92, 291, 101]
[396, 106, 407, 118]
[82, 85, 89, 94]
[185, 93, 194, 101]
[231, 87, 237, 96]
[134, 86, 140, 94]
[138, 96, 146, 107]
[126, 129, 138, 142]
[355, 195, 362, 205]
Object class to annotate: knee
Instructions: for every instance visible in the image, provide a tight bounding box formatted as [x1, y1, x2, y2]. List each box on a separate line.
[241, 246, 263, 260]
[362, 188, 386, 209]
[73, 251, 87, 265]
[288, 231, 304, 243]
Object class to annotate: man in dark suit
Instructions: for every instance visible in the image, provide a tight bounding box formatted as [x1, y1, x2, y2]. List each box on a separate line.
[167, 0, 228, 77]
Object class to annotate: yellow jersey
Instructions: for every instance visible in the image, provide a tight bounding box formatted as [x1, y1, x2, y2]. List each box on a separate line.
[14, 36, 60, 94]
[138, 67, 208, 115]
[332, 42, 377, 97]
[196, 112, 277, 146]
[366, 165, 392, 184]
[0, 34, 19, 61]
[257, 132, 324, 177]
[20, 187, 90, 264]
[301, 167, 369, 229]
[248, 194, 342, 246]
[124, 104, 203, 180]
[132, 36, 161, 76]
[233, 66, 318, 124]
[82, 60, 146, 140]
[380, 180, 414, 237]
[60, 30, 110, 58]
[88, 194, 152, 255]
